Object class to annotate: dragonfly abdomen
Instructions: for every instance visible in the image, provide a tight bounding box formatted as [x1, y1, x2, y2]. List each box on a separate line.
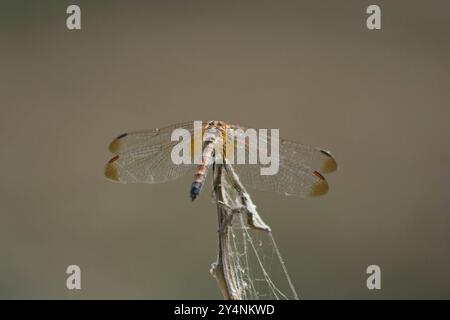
[190, 139, 216, 201]
[190, 164, 207, 201]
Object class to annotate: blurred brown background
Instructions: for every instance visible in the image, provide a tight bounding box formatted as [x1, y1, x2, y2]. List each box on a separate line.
[1, 0, 449, 299]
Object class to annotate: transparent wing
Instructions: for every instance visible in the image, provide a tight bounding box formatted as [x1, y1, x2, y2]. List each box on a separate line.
[108, 121, 199, 154]
[230, 162, 329, 197]
[228, 124, 338, 174]
[105, 121, 198, 184]
[224, 124, 337, 197]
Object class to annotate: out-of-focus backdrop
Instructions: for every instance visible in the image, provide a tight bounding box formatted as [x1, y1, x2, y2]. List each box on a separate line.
[1, 0, 449, 299]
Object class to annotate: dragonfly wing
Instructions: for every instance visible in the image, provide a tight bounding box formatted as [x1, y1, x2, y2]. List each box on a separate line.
[105, 123, 198, 184]
[231, 161, 329, 197]
[278, 138, 337, 174]
[229, 124, 337, 175]
[109, 121, 198, 154]
[225, 124, 337, 197]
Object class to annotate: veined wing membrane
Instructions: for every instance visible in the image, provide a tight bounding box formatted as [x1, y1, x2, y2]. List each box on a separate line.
[228, 124, 337, 175]
[225, 125, 335, 197]
[109, 121, 198, 154]
[231, 161, 329, 197]
[105, 124, 196, 184]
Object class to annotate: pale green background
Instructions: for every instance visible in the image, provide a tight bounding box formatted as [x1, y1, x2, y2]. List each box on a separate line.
[1, 0, 449, 299]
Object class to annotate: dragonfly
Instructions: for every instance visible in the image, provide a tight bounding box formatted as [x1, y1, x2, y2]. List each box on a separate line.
[104, 120, 337, 200]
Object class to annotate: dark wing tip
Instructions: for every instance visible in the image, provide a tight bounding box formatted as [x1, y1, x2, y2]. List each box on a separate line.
[319, 149, 338, 173]
[309, 170, 329, 196]
[109, 133, 128, 153]
[105, 156, 120, 181]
